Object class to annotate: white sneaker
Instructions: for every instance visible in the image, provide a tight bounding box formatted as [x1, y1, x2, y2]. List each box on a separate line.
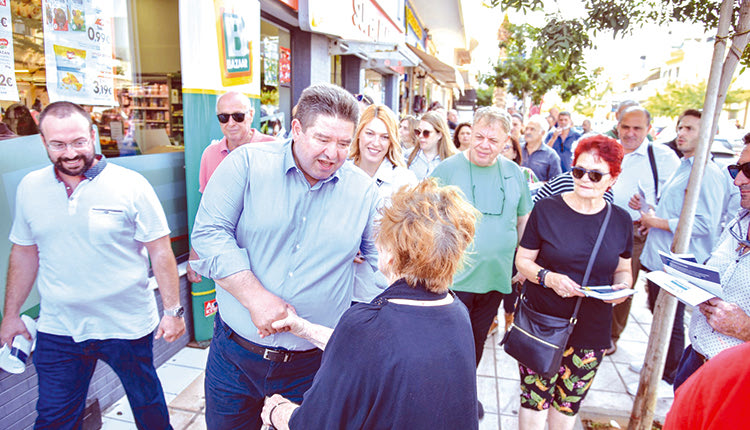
[626, 380, 674, 398]
[629, 361, 643, 373]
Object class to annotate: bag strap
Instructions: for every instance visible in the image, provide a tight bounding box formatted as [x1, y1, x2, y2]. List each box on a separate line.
[648, 142, 659, 201]
[570, 202, 612, 320]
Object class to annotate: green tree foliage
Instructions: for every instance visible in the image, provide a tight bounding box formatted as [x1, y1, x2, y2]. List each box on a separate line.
[486, 0, 750, 68]
[645, 81, 750, 118]
[482, 20, 596, 106]
[475, 85, 495, 107]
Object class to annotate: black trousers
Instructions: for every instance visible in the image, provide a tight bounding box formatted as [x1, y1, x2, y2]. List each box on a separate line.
[455, 290, 503, 366]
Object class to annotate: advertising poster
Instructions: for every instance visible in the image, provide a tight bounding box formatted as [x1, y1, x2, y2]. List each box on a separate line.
[262, 36, 278, 87]
[0, 1, 19, 101]
[279, 46, 290, 86]
[42, 0, 116, 106]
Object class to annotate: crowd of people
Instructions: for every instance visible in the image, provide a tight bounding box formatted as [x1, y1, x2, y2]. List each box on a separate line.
[2, 84, 749, 430]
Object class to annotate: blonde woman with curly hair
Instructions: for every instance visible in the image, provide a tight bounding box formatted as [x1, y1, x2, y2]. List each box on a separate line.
[262, 179, 481, 430]
[406, 111, 456, 179]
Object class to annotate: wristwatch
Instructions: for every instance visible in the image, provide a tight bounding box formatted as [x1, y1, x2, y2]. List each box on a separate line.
[164, 306, 185, 318]
[536, 269, 550, 287]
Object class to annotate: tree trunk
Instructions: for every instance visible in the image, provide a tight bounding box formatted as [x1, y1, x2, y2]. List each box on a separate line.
[628, 0, 739, 429]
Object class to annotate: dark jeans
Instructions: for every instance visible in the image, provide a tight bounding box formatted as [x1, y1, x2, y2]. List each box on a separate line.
[644, 272, 686, 385]
[204, 313, 323, 429]
[673, 345, 707, 392]
[33, 332, 170, 430]
[455, 290, 503, 366]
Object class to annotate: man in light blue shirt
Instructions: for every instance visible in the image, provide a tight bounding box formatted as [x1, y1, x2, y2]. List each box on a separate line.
[191, 83, 381, 429]
[636, 109, 727, 386]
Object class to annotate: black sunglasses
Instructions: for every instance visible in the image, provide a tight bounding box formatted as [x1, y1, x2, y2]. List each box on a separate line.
[571, 166, 610, 183]
[414, 129, 432, 138]
[217, 112, 248, 123]
[728, 161, 750, 179]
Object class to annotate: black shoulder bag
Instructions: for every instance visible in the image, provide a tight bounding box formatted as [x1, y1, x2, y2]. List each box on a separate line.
[500, 203, 612, 378]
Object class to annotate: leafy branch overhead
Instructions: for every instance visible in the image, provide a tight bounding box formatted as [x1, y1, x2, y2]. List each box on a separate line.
[482, 19, 596, 104]
[487, 0, 750, 66]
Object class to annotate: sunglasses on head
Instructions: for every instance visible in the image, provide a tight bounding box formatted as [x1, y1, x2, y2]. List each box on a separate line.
[571, 166, 610, 183]
[728, 161, 750, 179]
[414, 129, 433, 138]
[217, 112, 248, 123]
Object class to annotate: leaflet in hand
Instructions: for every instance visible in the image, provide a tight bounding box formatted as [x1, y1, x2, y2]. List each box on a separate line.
[644, 251, 723, 307]
[576, 285, 637, 301]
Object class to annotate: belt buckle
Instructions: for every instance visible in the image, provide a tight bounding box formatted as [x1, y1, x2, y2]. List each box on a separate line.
[263, 348, 291, 363]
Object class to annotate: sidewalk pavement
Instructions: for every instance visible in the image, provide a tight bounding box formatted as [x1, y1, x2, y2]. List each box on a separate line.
[101, 276, 680, 429]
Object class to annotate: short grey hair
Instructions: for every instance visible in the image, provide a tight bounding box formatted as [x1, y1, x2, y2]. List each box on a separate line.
[527, 114, 549, 133]
[472, 106, 511, 134]
[615, 100, 639, 120]
[619, 106, 651, 126]
[216, 91, 253, 114]
[295, 83, 359, 131]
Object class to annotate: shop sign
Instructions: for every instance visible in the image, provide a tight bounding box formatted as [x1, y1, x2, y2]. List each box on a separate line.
[180, 0, 259, 94]
[0, 0, 18, 101]
[42, 0, 116, 106]
[301, 0, 404, 45]
[215, 1, 253, 87]
[279, 46, 291, 85]
[275, 0, 298, 11]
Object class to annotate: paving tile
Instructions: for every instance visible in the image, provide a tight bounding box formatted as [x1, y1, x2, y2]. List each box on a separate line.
[590, 360, 626, 393]
[168, 408, 197, 430]
[477, 375, 499, 415]
[479, 412, 500, 430]
[617, 318, 650, 342]
[101, 416, 136, 429]
[496, 377, 521, 416]
[157, 363, 203, 396]
[167, 346, 210, 370]
[499, 413, 519, 430]
[185, 415, 207, 430]
[494, 348, 521, 381]
[608, 339, 648, 365]
[102, 397, 134, 423]
[579, 389, 634, 420]
[477, 349, 496, 377]
[170, 373, 205, 413]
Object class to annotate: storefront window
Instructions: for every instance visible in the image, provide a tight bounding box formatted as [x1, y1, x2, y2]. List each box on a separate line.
[7, 0, 183, 158]
[260, 19, 290, 138]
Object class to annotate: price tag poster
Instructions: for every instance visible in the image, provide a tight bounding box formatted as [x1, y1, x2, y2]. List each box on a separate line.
[43, 0, 116, 105]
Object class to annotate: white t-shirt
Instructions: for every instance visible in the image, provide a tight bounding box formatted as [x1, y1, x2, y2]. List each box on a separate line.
[9, 162, 170, 342]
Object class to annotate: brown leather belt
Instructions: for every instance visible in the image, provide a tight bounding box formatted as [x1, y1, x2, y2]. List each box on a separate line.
[228, 331, 319, 363]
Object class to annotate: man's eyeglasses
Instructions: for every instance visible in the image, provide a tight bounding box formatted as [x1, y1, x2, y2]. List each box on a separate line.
[414, 129, 433, 138]
[217, 112, 248, 124]
[571, 166, 610, 183]
[728, 161, 750, 179]
[47, 139, 89, 152]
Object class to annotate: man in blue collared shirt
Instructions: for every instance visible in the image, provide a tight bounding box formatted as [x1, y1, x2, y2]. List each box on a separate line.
[636, 109, 728, 386]
[544, 111, 580, 172]
[191, 84, 381, 429]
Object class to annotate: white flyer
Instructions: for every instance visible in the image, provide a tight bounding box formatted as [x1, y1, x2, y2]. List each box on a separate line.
[0, 0, 19, 101]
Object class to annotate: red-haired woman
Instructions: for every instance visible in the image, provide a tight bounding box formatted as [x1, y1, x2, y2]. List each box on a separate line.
[261, 179, 481, 430]
[514, 135, 633, 430]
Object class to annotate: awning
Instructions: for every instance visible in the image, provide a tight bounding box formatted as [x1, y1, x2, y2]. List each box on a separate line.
[406, 44, 460, 87]
[329, 40, 421, 71]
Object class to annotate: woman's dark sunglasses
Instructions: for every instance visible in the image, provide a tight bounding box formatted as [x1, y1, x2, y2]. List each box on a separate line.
[571, 166, 610, 183]
[217, 112, 247, 123]
[728, 161, 750, 179]
[414, 129, 432, 138]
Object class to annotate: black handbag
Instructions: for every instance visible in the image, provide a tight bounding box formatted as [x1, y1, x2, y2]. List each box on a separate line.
[500, 203, 611, 378]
